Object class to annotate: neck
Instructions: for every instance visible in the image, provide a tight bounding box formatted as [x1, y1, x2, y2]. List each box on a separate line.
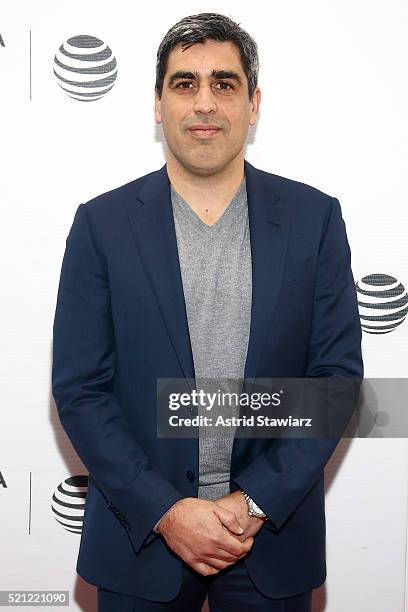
[165, 151, 245, 214]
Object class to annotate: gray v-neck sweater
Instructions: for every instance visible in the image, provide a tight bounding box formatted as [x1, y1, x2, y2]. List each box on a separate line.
[170, 177, 252, 500]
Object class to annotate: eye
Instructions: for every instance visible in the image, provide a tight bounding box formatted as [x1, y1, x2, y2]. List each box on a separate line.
[215, 81, 233, 90]
[175, 81, 194, 89]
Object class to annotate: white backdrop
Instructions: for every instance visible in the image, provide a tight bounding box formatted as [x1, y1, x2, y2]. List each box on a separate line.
[1, 1, 407, 611]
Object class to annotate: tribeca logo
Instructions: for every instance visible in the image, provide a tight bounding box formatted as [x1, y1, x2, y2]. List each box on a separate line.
[53, 35, 117, 101]
[356, 273, 407, 334]
[51, 475, 88, 534]
[0, 470, 7, 488]
[0, 33, 5, 47]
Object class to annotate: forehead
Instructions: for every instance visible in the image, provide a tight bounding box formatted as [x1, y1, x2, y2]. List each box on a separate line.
[166, 39, 244, 76]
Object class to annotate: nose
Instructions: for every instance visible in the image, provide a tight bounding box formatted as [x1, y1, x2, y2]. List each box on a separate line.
[192, 84, 218, 115]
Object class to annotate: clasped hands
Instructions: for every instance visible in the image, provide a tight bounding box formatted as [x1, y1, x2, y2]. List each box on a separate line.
[157, 491, 267, 577]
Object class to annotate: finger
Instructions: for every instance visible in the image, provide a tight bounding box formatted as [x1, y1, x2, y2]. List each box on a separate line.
[202, 556, 235, 570]
[214, 545, 249, 560]
[193, 562, 220, 577]
[220, 527, 247, 543]
[217, 533, 254, 557]
[213, 506, 244, 535]
[206, 547, 239, 562]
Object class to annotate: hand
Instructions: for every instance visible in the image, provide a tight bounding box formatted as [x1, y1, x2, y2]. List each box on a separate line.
[213, 491, 267, 542]
[156, 497, 254, 576]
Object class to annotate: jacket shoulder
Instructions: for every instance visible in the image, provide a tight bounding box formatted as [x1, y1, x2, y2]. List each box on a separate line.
[81, 168, 158, 214]
[255, 166, 335, 209]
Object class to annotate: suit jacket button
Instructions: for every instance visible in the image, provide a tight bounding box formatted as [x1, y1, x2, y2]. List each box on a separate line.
[186, 470, 194, 483]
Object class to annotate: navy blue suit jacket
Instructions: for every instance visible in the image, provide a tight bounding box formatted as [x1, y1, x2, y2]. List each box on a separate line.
[51, 160, 363, 601]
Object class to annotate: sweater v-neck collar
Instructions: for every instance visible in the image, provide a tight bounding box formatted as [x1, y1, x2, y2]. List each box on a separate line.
[170, 177, 247, 236]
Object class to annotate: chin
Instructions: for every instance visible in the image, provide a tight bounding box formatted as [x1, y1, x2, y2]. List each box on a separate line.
[188, 164, 220, 177]
[184, 155, 230, 177]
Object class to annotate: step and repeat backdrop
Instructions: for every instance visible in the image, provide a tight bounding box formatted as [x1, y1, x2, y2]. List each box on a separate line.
[1, 1, 407, 611]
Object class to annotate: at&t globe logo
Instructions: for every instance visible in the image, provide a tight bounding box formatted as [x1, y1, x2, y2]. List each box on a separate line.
[53, 35, 118, 101]
[51, 475, 88, 534]
[356, 273, 407, 334]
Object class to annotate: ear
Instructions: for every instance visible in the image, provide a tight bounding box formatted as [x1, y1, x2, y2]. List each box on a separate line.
[249, 87, 261, 126]
[154, 91, 162, 124]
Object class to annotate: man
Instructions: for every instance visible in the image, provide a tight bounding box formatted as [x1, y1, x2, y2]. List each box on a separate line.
[52, 12, 363, 612]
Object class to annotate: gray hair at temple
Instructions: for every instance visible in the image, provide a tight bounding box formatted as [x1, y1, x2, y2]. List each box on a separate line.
[155, 13, 260, 101]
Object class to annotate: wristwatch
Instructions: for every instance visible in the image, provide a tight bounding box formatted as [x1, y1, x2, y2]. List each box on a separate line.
[241, 490, 268, 519]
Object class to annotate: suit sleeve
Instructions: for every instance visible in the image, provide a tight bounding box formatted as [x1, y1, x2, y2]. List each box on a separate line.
[232, 196, 364, 531]
[51, 203, 185, 554]
[153, 503, 179, 533]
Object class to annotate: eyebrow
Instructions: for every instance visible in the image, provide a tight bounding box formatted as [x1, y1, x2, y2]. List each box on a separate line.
[167, 70, 243, 87]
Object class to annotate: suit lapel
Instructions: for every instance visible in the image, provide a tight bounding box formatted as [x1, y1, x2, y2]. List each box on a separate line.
[243, 160, 290, 385]
[126, 164, 196, 391]
[126, 160, 290, 392]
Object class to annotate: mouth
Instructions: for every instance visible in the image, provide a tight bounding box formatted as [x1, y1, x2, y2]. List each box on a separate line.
[188, 128, 221, 138]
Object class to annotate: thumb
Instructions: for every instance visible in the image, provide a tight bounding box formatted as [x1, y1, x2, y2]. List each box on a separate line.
[213, 505, 244, 535]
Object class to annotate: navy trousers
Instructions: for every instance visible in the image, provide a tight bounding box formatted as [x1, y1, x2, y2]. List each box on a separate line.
[97, 558, 313, 611]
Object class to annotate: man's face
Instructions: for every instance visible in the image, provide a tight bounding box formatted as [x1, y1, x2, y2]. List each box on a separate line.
[155, 39, 261, 176]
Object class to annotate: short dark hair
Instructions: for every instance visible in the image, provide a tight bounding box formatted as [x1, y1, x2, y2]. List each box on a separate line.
[155, 13, 259, 100]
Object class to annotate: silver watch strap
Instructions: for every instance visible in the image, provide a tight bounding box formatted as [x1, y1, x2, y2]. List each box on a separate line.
[241, 490, 267, 518]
